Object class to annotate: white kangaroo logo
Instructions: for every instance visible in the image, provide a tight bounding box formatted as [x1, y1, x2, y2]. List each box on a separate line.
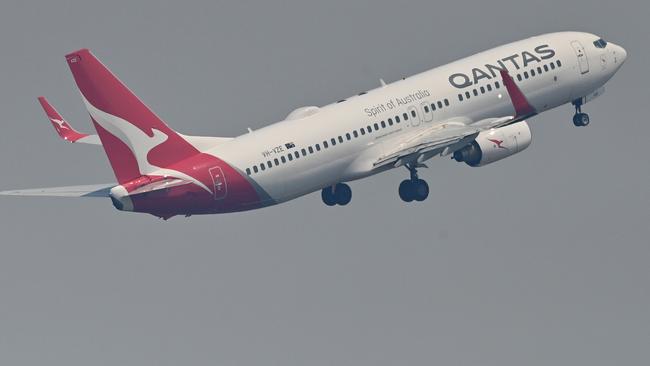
[50, 118, 69, 130]
[81, 96, 212, 194]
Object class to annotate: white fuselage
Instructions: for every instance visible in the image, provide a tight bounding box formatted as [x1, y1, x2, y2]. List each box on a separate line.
[208, 32, 626, 206]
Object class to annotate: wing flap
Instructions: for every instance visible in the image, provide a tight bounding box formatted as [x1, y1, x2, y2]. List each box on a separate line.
[373, 122, 481, 168]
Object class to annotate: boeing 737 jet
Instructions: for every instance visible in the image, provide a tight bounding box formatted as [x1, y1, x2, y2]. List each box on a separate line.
[0, 32, 627, 219]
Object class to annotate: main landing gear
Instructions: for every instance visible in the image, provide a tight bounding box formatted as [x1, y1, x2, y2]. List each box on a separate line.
[322, 183, 352, 206]
[398, 164, 429, 202]
[572, 99, 590, 127]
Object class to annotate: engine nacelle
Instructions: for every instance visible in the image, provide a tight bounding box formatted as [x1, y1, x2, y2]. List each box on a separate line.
[453, 121, 532, 167]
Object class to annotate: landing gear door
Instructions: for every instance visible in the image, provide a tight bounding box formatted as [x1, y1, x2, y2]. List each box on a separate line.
[208, 166, 228, 200]
[571, 41, 589, 74]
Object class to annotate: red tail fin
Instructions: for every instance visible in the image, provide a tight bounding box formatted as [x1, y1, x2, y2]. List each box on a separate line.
[65, 49, 199, 184]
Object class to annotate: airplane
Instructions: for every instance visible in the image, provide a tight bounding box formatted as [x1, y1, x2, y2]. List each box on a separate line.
[0, 32, 627, 219]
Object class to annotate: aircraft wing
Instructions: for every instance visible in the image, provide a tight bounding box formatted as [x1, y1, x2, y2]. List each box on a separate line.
[0, 184, 113, 197]
[373, 117, 512, 169]
[38, 96, 101, 144]
[373, 69, 537, 169]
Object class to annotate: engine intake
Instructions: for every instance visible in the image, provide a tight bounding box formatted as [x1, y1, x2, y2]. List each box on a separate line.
[453, 121, 532, 167]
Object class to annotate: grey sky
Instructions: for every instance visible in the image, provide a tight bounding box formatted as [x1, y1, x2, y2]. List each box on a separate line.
[0, 1, 648, 365]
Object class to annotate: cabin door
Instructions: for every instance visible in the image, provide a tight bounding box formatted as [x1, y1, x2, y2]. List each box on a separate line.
[571, 41, 589, 74]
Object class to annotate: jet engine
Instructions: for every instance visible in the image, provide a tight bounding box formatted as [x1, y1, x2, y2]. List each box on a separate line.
[453, 121, 532, 167]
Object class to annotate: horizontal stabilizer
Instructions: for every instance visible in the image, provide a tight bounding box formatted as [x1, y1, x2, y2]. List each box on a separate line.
[37, 96, 100, 144]
[0, 184, 113, 198]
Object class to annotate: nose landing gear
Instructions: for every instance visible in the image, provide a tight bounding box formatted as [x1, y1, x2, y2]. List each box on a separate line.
[398, 164, 429, 202]
[572, 99, 590, 127]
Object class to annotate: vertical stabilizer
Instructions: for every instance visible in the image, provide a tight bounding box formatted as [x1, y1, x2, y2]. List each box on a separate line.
[65, 49, 199, 184]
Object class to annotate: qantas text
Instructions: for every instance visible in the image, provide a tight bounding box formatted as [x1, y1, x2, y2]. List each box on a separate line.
[448, 44, 556, 89]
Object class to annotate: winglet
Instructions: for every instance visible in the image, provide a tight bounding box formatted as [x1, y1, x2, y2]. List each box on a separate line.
[499, 70, 536, 117]
[37, 96, 98, 144]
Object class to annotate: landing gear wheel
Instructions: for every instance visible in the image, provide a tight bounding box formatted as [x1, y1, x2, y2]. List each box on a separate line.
[399, 164, 430, 203]
[322, 183, 352, 206]
[334, 183, 352, 206]
[321, 187, 337, 206]
[572, 100, 590, 127]
[573, 112, 590, 127]
[399, 180, 415, 202]
[413, 179, 429, 202]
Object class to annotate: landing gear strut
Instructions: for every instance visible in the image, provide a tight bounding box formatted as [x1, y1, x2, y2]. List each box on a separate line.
[322, 183, 352, 206]
[398, 164, 429, 202]
[572, 100, 590, 127]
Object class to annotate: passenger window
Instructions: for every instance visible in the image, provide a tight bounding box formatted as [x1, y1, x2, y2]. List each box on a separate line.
[373, 123, 379, 131]
[274, 158, 279, 166]
[301, 148, 307, 156]
[323, 141, 329, 148]
[495, 81, 500, 89]
[444, 99, 450, 106]
[458, 94, 464, 101]
[403, 113, 408, 121]
[537, 66, 543, 74]
[253, 166, 258, 173]
[465, 91, 471, 99]
[437, 101, 443, 108]
[431, 103, 436, 111]
[524, 71, 529, 79]
[367, 126, 372, 133]
[360, 128, 366, 135]
[246, 168, 251, 175]
[556, 60, 562, 67]
[288, 154, 293, 161]
[281, 156, 286, 163]
[338, 136, 343, 143]
[411, 110, 416, 118]
[388, 118, 393, 126]
[346, 133, 351, 140]
[294, 151, 300, 159]
[331, 138, 336, 146]
[267, 161, 272, 168]
[480, 86, 485, 94]
[531, 69, 535, 77]
[550, 62, 556, 70]
[486, 84, 492, 92]
[316, 144, 321, 151]
[395, 116, 400, 123]
[353, 130, 358, 138]
[473, 89, 478, 96]
[308, 146, 314, 154]
[544, 64, 549, 72]
[260, 164, 265, 171]
[380, 121, 386, 128]
[517, 74, 523, 81]
[424, 105, 430, 113]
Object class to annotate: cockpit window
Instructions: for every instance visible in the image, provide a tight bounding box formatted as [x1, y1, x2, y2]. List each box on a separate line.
[593, 38, 608, 49]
